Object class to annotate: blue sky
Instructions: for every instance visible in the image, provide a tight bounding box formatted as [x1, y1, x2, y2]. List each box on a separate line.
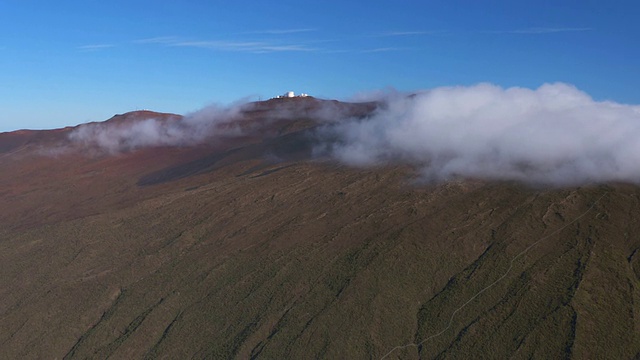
[0, 0, 638, 132]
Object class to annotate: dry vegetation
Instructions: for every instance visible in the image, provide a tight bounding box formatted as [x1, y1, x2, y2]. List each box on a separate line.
[1, 104, 639, 359]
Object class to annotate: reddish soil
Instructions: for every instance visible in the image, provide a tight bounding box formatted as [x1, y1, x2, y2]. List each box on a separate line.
[1, 98, 638, 359]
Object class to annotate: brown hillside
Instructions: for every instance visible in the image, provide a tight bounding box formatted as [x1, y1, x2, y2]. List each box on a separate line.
[0, 100, 638, 359]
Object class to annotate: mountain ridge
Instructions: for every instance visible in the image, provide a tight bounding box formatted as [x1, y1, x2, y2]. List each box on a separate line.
[0, 98, 639, 359]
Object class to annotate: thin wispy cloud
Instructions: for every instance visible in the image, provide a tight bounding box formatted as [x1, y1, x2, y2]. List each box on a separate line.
[171, 40, 316, 53]
[360, 47, 407, 53]
[172, 40, 263, 50]
[374, 30, 446, 37]
[319, 49, 352, 54]
[77, 44, 115, 51]
[135, 36, 317, 53]
[133, 29, 446, 54]
[133, 36, 180, 44]
[253, 44, 317, 53]
[484, 27, 592, 34]
[242, 28, 317, 35]
[318, 47, 409, 54]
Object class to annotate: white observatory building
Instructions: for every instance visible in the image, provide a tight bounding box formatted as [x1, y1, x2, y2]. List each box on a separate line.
[273, 91, 309, 99]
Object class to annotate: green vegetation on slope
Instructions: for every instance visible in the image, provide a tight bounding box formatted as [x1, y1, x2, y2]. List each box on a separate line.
[1, 158, 639, 359]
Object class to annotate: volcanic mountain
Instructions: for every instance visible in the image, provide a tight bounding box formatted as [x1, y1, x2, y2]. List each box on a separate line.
[1, 97, 639, 359]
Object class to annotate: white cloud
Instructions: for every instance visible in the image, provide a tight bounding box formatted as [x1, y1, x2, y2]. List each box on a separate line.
[171, 40, 316, 53]
[360, 47, 407, 53]
[133, 36, 180, 44]
[484, 27, 592, 34]
[374, 30, 446, 37]
[135, 36, 317, 53]
[68, 104, 245, 153]
[242, 28, 317, 35]
[77, 44, 115, 51]
[68, 82, 640, 186]
[317, 83, 640, 186]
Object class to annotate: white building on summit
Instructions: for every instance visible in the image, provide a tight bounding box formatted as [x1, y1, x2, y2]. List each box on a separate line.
[273, 91, 309, 99]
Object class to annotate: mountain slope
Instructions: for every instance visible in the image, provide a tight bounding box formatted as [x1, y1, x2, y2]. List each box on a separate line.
[0, 100, 638, 359]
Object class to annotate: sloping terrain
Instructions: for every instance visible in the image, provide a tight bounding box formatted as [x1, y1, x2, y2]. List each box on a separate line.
[0, 99, 639, 359]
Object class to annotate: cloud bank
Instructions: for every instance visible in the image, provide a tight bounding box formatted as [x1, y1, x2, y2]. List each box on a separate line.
[68, 104, 245, 153]
[319, 83, 640, 185]
[68, 82, 640, 186]
[67, 97, 339, 153]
